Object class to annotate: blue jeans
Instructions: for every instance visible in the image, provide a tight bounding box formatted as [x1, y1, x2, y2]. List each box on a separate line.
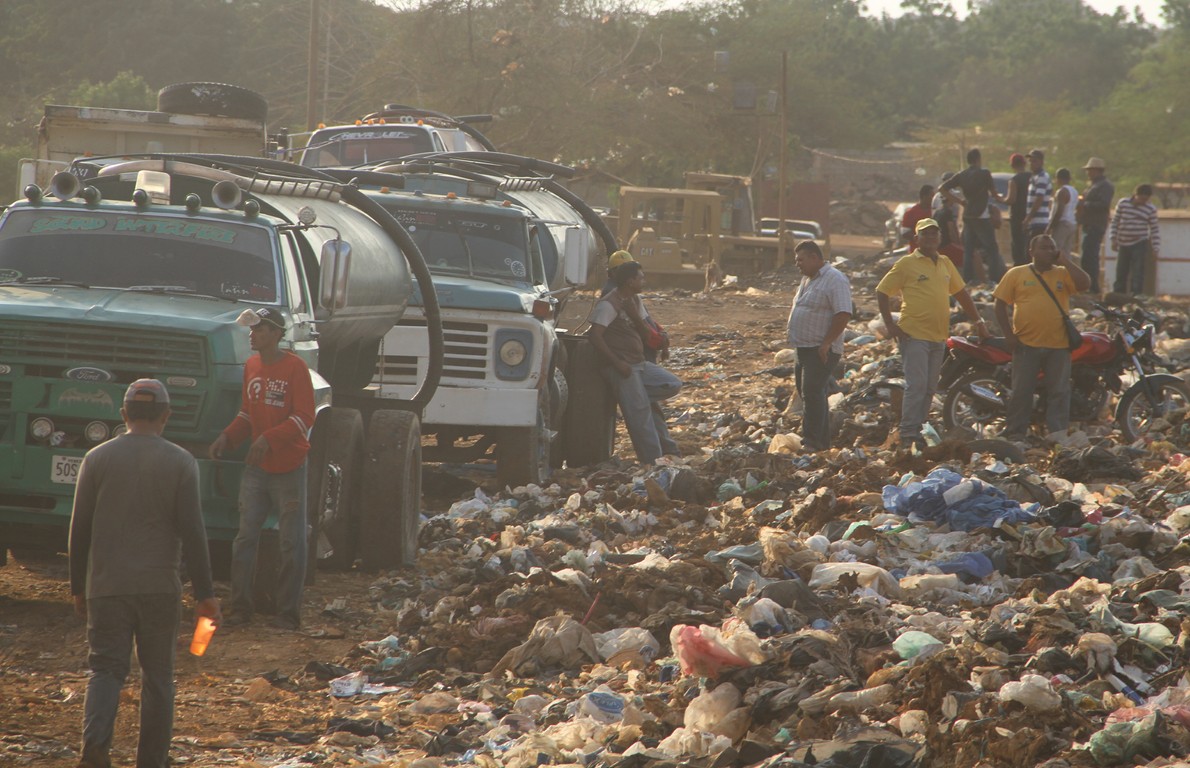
[961, 218, 1006, 282]
[1006, 343, 1072, 437]
[900, 337, 946, 441]
[82, 593, 180, 768]
[1114, 240, 1150, 294]
[1081, 226, 1105, 293]
[796, 347, 840, 450]
[606, 361, 681, 464]
[231, 463, 307, 625]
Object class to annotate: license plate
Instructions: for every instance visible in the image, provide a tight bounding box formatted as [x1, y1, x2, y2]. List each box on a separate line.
[51, 455, 83, 485]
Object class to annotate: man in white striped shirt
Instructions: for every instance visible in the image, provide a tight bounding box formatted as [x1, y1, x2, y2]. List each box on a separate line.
[786, 241, 852, 451]
[1110, 184, 1160, 295]
[1024, 149, 1052, 239]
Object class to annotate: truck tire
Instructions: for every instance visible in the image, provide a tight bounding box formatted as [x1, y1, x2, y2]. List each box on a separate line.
[498, 388, 551, 486]
[359, 410, 422, 571]
[309, 408, 364, 571]
[157, 82, 268, 122]
[561, 341, 617, 467]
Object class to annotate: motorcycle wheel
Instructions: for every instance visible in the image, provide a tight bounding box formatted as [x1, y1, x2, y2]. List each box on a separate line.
[1116, 375, 1190, 442]
[942, 370, 1010, 438]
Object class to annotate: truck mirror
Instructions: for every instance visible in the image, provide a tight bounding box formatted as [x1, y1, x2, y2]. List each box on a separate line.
[563, 227, 589, 286]
[319, 239, 352, 311]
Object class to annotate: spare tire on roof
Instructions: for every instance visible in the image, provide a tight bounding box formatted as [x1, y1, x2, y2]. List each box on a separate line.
[157, 82, 268, 122]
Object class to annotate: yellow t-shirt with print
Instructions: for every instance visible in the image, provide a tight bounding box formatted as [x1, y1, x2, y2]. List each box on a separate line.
[992, 265, 1077, 349]
[875, 251, 965, 342]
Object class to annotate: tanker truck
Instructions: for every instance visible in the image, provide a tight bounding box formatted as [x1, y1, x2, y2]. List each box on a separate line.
[327, 153, 623, 484]
[0, 153, 443, 573]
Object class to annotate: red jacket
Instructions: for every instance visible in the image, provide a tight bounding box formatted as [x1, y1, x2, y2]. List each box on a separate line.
[222, 352, 315, 473]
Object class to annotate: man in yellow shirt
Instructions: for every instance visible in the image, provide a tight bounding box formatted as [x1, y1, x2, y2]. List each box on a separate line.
[877, 218, 990, 449]
[993, 234, 1092, 440]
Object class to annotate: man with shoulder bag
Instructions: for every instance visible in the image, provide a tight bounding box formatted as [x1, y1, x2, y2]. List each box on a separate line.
[993, 234, 1092, 441]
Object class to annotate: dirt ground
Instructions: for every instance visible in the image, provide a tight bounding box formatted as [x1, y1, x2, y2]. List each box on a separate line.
[0, 234, 887, 767]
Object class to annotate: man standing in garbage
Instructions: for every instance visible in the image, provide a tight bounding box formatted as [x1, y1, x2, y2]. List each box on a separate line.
[1110, 184, 1161, 295]
[1079, 157, 1114, 293]
[993, 234, 1091, 440]
[70, 379, 220, 768]
[940, 147, 1007, 283]
[210, 307, 315, 630]
[786, 240, 852, 451]
[877, 218, 990, 450]
[590, 260, 682, 464]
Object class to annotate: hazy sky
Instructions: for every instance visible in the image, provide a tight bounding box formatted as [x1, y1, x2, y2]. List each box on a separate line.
[859, 0, 1167, 23]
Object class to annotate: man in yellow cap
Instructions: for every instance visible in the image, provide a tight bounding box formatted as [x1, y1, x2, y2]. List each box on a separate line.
[877, 218, 990, 449]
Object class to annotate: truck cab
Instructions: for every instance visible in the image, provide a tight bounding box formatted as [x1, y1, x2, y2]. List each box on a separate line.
[0, 156, 437, 572]
[295, 106, 493, 169]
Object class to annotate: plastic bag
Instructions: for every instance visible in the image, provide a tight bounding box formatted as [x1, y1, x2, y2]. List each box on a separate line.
[670, 622, 763, 678]
[998, 674, 1062, 711]
[592, 627, 661, 662]
[809, 562, 903, 598]
[892, 630, 944, 660]
[684, 684, 741, 731]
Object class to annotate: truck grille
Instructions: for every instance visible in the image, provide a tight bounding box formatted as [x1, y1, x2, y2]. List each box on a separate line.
[0, 380, 11, 437]
[0, 322, 207, 377]
[377, 318, 489, 384]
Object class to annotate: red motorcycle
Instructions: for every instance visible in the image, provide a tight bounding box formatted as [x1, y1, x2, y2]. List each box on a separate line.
[939, 305, 1190, 441]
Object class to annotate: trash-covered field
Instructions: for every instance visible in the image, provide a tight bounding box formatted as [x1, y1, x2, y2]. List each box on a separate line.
[6, 237, 1190, 768]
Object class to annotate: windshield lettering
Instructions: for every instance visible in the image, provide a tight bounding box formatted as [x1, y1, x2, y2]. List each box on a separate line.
[31, 216, 106, 234]
[114, 218, 236, 243]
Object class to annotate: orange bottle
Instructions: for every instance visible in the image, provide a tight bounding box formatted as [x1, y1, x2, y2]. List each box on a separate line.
[190, 616, 216, 657]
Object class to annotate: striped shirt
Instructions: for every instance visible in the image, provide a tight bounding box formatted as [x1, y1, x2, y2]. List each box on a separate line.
[1027, 170, 1052, 229]
[1111, 197, 1160, 250]
[787, 263, 852, 354]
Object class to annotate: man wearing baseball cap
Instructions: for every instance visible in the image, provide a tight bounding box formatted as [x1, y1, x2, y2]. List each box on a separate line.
[877, 218, 990, 450]
[210, 307, 315, 630]
[1079, 157, 1114, 293]
[70, 379, 220, 768]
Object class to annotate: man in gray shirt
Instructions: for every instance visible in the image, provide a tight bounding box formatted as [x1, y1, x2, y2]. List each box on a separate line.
[70, 379, 221, 768]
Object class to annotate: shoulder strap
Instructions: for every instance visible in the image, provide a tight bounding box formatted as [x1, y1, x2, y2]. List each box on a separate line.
[1029, 266, 1070, 320]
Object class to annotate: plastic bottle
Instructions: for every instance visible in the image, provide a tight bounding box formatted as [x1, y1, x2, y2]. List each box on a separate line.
[190, 616, 216, 657]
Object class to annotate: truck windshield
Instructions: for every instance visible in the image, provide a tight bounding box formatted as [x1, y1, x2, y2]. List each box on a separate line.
[0, 210, 278, 301]
[300, 127, 435, 168]
[384, 206, 531, 283]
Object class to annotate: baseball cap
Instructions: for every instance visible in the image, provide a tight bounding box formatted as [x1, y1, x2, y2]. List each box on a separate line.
[608, 250, 635, 270]
[1027, 148, 1045, 159]
[236, 307, 286, 330]
[915, 217, 940, 234]
[1083, 157, 1106, 170]
[124, 378, 170, 405]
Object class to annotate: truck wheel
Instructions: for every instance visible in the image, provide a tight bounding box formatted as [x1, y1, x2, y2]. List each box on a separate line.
[157, 82, 268, 122]
[309, 408, 364, 571]
[549, 369, 569, 469]
[359, 411, 422, 571]
[498, 388, 551, 486]
[561, 341, 616, 467]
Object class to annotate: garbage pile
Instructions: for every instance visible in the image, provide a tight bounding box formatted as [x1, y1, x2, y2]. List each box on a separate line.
[148, 275, 1190, 767]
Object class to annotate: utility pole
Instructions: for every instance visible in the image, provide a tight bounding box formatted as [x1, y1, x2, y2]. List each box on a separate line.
[777, 51, 789, 269]
[306, 0, 322, 131]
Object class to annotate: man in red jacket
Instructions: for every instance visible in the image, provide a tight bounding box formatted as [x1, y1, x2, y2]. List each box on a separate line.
[210, 308, 315, 630]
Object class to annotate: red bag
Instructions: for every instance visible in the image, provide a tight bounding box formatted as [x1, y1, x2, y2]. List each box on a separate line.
[644, 318, 668, 350]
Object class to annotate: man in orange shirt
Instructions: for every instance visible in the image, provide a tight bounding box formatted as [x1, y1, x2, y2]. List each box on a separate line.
[210, 308, 315, 630]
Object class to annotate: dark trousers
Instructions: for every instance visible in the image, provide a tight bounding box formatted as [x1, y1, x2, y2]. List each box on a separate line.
[82, 593, 180, 768]
[1005, 344, 1072, 438]
[796, 347, 839, 451]
[1010, 218, 1029, 266]
[1081, 226, 1105, 293]
[961, 218, 1006, 282]
[1114, 240, 1150, 294]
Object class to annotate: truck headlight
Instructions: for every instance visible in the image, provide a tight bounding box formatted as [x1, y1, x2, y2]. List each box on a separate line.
[30, 417, 54, 440]
[499, 339, 527, 367]
[85, 421, 110, 443]
[494, 328, 534, 381]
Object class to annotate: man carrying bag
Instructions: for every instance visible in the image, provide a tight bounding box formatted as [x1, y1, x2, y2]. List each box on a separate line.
[993, 234, 1092, 441]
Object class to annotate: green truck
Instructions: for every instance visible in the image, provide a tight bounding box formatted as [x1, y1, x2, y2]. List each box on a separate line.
[0, 154, 443, 572]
